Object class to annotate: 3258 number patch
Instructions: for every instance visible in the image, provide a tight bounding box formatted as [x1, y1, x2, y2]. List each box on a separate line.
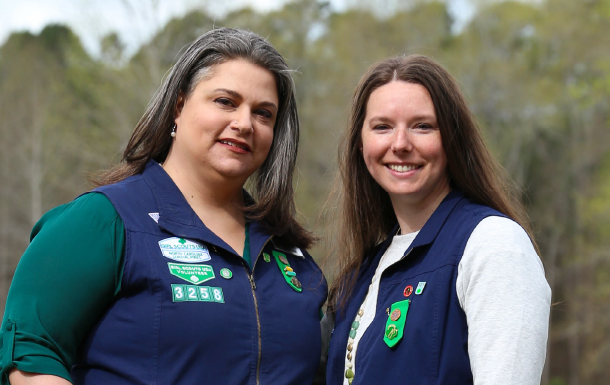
[172, 284, 225, 303]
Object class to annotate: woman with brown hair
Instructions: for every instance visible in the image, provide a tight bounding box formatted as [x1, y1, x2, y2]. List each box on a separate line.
[1, 28, 326, 385]
[325, 55, 551, 384]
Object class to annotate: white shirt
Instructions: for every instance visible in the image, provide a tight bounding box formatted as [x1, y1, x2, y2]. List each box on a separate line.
[344, 216, 551, 385]
[344, 231, 418, 384]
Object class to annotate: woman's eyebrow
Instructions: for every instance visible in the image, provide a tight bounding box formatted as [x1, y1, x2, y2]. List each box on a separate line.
[214, 88, 277, 112]
[214, 88, 242, 99]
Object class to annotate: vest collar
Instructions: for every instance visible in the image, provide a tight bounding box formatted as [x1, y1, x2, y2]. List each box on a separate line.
[361, 189, 465, 274]
[142, 160, 273, 259]
[409, 189, 465, 249]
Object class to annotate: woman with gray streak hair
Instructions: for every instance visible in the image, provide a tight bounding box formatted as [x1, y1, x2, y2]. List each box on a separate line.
[1, 28, 326, 385]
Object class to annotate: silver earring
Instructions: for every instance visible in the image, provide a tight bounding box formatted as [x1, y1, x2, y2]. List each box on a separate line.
[171, 124, 176, 138]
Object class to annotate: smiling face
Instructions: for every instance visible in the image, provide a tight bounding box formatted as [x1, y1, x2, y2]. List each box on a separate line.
[361, 81, 450, 211]
[169, 59, 278, 187]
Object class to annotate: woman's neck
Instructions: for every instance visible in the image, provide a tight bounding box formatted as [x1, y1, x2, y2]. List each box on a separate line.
[391, 187, 451, 234]
[161, 160, 247, 255]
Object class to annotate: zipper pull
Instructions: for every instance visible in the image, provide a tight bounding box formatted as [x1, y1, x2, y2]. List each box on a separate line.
[249, 274, 257, 290]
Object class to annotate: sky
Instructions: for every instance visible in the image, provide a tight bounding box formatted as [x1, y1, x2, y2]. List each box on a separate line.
[0, 0, 477, 57]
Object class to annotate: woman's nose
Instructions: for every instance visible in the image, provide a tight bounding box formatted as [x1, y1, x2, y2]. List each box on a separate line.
[391, 128, 414, 153]
[230, 108, 253, 133]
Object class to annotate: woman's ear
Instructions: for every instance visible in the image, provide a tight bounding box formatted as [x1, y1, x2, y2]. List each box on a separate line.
[174, 93, 185, 122]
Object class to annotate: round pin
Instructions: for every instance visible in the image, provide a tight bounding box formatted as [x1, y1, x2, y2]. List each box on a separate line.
[279, 255, 289, 265]
[403, 285, 413, 297]
[263, 253, 271, 263]
[290, 276, 302, 289]
[220, 268, 232, 279]
[390, 308, 401, 321]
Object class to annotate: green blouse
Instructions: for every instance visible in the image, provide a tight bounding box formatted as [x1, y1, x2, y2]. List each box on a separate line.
[0, 193, 124, 383]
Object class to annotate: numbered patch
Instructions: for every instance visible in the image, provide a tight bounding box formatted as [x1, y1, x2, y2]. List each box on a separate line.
[171, 284, 225, 303]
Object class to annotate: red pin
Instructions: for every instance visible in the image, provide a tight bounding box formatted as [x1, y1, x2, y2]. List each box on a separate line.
[403, 285, 413, 297]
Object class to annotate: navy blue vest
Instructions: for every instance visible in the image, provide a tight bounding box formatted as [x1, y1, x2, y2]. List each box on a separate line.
[71, 161, 327, 385]
[326, 191, 505, 385]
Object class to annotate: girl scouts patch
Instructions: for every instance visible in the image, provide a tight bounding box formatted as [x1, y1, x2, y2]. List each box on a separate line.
[159, 237, 211, 263]
[168, 263, 215, 285]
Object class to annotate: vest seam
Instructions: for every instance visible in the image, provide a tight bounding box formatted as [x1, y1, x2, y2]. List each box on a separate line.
[383, 261, 460, 286]
[105, 214, 123, 296]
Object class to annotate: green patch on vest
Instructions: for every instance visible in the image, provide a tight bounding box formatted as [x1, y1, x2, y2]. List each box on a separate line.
[168, 263, 215, 285]
[171, 284, 225, 303]
[383, 299, 410, 348]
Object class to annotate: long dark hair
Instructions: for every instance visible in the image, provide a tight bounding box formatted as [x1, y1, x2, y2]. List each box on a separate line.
[328, 55, 536, 310]
[93, 28, 313, 248]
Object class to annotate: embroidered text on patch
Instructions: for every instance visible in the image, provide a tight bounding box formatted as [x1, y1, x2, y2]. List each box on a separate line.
[168, 263, 215, 284]
[159, 237, 211, 263]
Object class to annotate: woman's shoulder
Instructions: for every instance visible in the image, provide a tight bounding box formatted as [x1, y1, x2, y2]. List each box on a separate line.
[457, 215, 549, 308]
[466, 216, 535, 257]
[32, 193, 119, 238]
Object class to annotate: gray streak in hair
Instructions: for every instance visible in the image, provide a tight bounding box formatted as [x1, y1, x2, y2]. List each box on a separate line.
[95, 27, 313, 248]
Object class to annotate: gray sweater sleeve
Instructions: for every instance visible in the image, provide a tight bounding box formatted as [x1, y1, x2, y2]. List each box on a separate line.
[456, 216, 551, 385]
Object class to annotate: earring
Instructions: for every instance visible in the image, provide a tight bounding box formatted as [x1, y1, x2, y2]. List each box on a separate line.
[171, 124, 176, 138]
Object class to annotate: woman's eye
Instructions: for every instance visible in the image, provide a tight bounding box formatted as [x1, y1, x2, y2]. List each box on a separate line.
[373, 124, 391, 131]
[215, 97, 235, 107]
[412, 123, 435, 131]
[255, 109, 273, 119]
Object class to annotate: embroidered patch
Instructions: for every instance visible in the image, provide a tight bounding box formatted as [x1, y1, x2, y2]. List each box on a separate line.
[171, 284, 225, 303]
[159, 237, 211, 263]
[148, 212, 160, 223]
[168, 263, 215, 285]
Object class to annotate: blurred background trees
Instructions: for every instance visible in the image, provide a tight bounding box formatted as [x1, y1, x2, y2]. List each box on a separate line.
[1, 0, 609, 383]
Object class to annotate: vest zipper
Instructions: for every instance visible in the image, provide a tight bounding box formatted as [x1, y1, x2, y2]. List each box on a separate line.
[244, 236, 272, 385]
